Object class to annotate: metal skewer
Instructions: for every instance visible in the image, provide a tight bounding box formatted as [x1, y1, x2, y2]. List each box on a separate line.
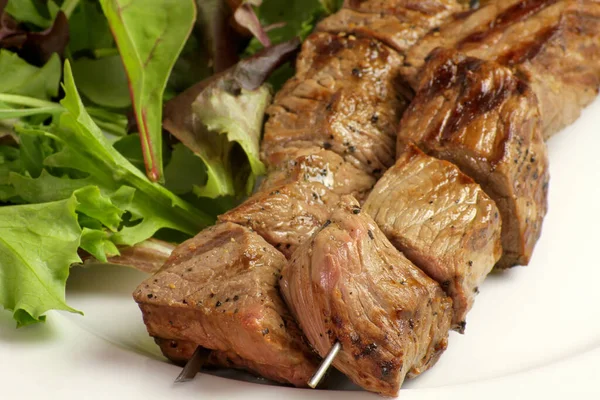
[308, 342, 342, 389]
[174, 346, 211, 383]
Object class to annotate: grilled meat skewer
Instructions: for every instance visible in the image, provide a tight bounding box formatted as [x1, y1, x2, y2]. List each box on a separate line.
[135, 0, 461, 389]
[134, 0, 598, 395]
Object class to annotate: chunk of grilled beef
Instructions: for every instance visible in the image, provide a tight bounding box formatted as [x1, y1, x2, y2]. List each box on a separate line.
[219, 181, 339, 258]
[317, 0, 465, 54]
[262, 31, 409, 178]
[260, 147, 376, 200]
[403, 0, 600, 138]
[281, 196, 453, 397]
[364, 145, 502, 330]
[397, 49, 549, 269]
[133, 222, 318, 386]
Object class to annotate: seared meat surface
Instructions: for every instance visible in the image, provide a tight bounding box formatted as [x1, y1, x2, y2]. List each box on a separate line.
[261, 147, 376, 200]
[219, 181, 339, 258]
[403, 0, 600, 138]
[262, 31, 409, 178]
[364, 145, 502, 330]
[133, 222, 318, 386]
[132, 0, 600, 393]
[281, 196, 453, 397]
[397, 49, 549, 268]
[317, 0, 464, 53]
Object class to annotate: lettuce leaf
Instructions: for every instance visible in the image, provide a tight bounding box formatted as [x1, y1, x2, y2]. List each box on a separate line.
[99, 0, 196, 182]
[0, 50, 61, 100]
[0, 62, 219, 327]
[6, 62, 213, 245]
[192, 84, 269, 197]
[0, 195, 82, 327]
[163, 40, 299, 198]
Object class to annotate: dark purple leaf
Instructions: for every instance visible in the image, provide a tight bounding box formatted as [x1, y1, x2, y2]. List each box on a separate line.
[229, 37, 300, 91]
[0, 5, 69, 67]
[196, 0, 241, 74]
[19, 11, 69, 66]
[164, 37, 300, 123]
[233, 2, 271, 47]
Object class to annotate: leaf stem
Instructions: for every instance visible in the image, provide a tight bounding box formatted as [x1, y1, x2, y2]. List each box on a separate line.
[0, 94, 63, 110]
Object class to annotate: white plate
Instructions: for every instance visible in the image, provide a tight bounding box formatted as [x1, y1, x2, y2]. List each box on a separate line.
[2, 97, 600, 399]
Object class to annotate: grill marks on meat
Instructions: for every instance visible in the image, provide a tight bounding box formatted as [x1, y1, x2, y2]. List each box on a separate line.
[364, 145, 502, 330]
[262, 32, 409, 178]
[260, 147, 376, 200]
[133, 223, 318, 386]
[281, 196, 453, 397]
[317, 0, 465, 54]
[397, 49, 549, 268]
[518, 1, 600, 137]
[403, 0, 600, 138]
[219, 181, 340, 258]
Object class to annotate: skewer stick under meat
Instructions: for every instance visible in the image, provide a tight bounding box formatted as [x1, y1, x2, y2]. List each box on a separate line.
[307, 342, 342, 389]
[174, 347, 211, 383]
[281, 196, 453, 397]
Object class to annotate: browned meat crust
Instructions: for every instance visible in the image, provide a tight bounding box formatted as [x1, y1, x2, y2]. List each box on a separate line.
[317, 0, 464, 53]
[262, 31, 409, 178]
[281, 196, 453, 397]
[219, 181, 339, 258]
[133, 223, 318, 386]
[132, 0, 596, 393]
[364, 144, 502, 329]
[260, 147, 376, 200]
[397, 49, 549, 268]
[403, 0, 600, 138]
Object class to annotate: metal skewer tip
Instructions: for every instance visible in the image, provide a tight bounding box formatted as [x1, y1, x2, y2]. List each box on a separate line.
[308, 341, 342, 389]
[174, 346, 211, 383]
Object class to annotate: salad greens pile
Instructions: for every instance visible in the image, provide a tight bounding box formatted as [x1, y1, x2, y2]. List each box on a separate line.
[0, 0, 341, 327]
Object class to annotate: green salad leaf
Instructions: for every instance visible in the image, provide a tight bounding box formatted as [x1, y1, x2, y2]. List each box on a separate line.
[0, 61, 220, 326]
[99, 0, 197, 183]
[163, 40, 299, 198]
[0, 145, 21, 201]
[6, 62, 214, 244]
[68, 0, 115, 55]
[319, 0, 344, 15]
[192, 84, 269, 197]
[0, 50, 61, 100]
[0, 195, 82, 327]
[72, 56, 131, 109]
[5, 0, 53, 28]
[54, 61, 212, 241]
